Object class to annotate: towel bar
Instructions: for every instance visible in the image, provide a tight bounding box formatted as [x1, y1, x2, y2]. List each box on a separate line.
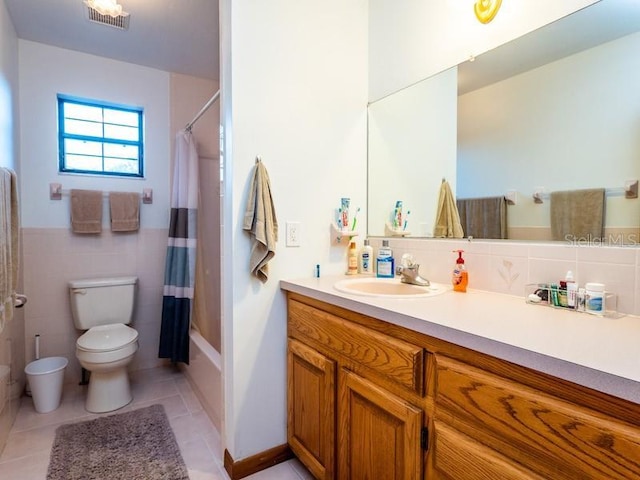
[49, 184, 153, 204]
[533, 180, 638, 203]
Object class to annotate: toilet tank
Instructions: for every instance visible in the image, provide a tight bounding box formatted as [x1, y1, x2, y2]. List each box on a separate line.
[69, 276, 138, 330]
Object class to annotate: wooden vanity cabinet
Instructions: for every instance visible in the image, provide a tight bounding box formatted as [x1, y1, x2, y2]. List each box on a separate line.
[286, 292, 640, 480]
[287, 293, 428, 480]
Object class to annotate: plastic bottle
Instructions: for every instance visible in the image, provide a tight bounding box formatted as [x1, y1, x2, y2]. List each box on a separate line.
[577, 288, 586, 312]
[565, 271, 577, 308]
[376, 240, 394, 278]
[452, 250, 468, 292]
[359, 239, 374, 275]
[585, 282, 605, 315]
[346, 241, 358, 275]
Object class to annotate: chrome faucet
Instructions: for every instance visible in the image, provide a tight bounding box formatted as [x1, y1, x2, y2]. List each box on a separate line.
[396, 254, 430, 287]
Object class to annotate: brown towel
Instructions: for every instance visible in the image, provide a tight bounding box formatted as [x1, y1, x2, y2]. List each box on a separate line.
[243, 159, 278, 283]
[550, 188, 605, 241]
[71, 189, 103, 234]
[457, 196, 507, 239]
[433, 180, 464, 238]
[109, 192, 140, 232]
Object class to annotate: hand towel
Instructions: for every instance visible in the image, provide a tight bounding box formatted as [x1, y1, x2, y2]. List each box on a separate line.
[550, 188, 605, 241]
[71, 189, 103, 234]
[243, 158, 278, 283]
[109, 192, 140, 232]
[0, 167, 19, 333]
[433, 179, 464, 238]
[457, 196, 507, 239]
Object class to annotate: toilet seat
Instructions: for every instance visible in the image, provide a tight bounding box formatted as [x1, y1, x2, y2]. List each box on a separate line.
[77, 323, 138, 353]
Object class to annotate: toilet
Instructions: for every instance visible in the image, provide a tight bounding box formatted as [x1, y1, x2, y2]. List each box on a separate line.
[69, 276, 138, 413]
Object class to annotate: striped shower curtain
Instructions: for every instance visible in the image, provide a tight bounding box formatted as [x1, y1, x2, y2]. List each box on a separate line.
[158, 130, 198, 364]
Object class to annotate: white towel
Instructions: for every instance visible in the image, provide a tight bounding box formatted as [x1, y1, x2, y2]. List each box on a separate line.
[243, 158, 278, 283]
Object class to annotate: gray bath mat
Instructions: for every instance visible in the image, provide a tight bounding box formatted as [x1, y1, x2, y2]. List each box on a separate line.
[47, 404, 189, 480]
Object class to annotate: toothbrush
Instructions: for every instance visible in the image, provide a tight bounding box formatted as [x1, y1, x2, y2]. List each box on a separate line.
[351, 207, 360, 231]
[403, 210, 411, 231]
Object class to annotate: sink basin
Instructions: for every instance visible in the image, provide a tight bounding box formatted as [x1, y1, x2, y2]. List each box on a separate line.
[334, 277, 449, 298]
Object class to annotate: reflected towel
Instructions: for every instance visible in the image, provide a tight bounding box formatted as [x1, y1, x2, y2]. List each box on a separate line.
[550, 188, 605, 241]
[457, 196, 507, 239]
[71, 189, 103, 234]
[433, 180, 463, 238]
[109, 192, 140, 232]
[243, 158, 278, 283]
[0, 167, 19, 332]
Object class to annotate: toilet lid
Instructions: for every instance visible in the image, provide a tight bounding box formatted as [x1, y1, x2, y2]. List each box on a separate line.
[77, 324, 138, 353]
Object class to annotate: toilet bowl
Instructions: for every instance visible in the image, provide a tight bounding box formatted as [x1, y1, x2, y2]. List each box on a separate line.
[76, 323, 138, 413]
[69, 276, 138, 413]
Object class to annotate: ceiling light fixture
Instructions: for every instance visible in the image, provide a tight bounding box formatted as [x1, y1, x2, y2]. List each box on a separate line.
[84, 0, 128, 18]
[474, 0, 502, 24]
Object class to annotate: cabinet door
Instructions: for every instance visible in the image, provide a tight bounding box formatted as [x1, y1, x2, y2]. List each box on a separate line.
[338, 368, 423, 480]
[432, 421, 545, 480]
[288, 338, 336, 480]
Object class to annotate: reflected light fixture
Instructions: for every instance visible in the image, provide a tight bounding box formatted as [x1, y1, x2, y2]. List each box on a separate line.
[474, 0, 502, 24]
[84, 0, 127, 18]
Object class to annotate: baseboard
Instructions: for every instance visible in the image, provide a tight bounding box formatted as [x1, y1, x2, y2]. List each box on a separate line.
[223, 444, 293, 479]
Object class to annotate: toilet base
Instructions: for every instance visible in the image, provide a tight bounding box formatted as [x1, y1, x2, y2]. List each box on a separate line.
[85, 367, 132, 413]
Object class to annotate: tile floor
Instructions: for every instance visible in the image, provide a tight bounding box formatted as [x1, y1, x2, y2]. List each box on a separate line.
[0, 366, 313, 480]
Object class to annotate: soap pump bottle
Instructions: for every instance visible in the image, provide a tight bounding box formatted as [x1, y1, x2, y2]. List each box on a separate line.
[347, 241, 358, 275]
[359, 239, 374, 275]
[452, 250, 468, 292]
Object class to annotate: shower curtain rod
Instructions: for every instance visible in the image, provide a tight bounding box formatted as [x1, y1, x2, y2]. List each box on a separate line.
[185, 89, 220, 132]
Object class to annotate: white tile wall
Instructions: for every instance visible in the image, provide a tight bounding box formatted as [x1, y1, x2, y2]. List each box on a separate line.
[369, 238, 640, 316]
[22, 228, 170, 385]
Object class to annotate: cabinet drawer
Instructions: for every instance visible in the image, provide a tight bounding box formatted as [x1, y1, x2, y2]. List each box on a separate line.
[433, 421, 544, 480]
[435, 356, 640, 480]
[288, 299, 424, 395]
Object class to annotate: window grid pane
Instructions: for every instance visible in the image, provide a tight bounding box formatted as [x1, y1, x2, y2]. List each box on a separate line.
[58, 95, 143, 178]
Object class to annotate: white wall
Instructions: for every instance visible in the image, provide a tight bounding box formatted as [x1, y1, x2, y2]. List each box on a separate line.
[369, 0, 597, 101]
[19, 40, 170, 229]
[221, 0, 368, 461]
[458, 32, 640, 231]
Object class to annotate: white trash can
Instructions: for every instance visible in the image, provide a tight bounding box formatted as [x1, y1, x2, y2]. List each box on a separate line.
[24, 357, 68, 413]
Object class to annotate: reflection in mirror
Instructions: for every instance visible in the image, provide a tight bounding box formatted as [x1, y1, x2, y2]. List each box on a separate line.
[367, 0, 640, 244]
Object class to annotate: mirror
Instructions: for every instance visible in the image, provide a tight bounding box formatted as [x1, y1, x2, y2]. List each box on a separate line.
[368, 0, 640, 244]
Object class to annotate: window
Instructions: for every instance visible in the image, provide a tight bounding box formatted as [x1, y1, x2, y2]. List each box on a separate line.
[58, 95, 144, 177]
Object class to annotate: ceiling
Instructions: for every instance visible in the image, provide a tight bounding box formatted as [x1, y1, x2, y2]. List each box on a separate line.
[4, 0, 219, 81]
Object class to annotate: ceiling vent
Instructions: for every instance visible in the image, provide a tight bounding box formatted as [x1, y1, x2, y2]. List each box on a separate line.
[84, 4, 130, 30]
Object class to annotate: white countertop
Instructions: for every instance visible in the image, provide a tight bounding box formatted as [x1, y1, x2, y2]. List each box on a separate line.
[280, 275, 640, 404]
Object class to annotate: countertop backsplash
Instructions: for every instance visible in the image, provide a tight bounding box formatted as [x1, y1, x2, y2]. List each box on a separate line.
[365, 237, 640, 316]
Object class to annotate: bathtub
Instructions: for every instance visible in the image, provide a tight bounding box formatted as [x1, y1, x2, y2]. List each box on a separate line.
[180, 330, 222, 431]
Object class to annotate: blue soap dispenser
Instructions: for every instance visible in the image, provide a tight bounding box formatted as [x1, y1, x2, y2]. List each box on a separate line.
[376, 240, 395, 278]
